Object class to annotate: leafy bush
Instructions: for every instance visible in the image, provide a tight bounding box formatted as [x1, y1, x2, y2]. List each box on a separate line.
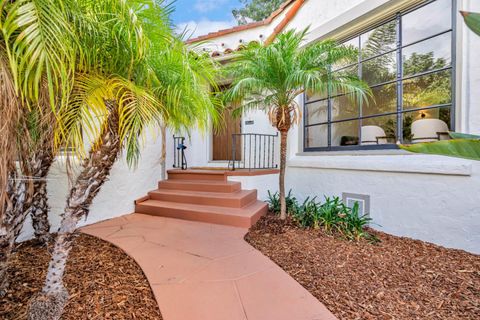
[266, 191, 377, 242]
[266, 190, 298, 215]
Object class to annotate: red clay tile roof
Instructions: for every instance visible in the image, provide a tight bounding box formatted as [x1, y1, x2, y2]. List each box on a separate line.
[185, 0, 297, 44]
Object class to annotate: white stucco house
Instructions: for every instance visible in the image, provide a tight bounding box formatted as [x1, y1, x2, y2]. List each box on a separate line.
[24, 0, 479, 254]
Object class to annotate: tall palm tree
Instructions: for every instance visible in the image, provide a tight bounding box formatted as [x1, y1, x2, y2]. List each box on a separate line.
[224, 29, 370, 219]
[0, 0, 76, 295]
[29, 1, 221, 318]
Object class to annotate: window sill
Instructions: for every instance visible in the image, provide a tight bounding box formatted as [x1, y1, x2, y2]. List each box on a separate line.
[289, 153, 473, 176]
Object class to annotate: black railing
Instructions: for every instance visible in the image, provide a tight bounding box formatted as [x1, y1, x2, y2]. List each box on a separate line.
[173, 135, 187, 170]
[229, 133, 278, 171]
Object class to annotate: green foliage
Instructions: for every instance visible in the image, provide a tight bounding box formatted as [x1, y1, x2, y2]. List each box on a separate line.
[266, 190, 298, 215]
[267, 191, 376, 242]
[232, 0, 284, 25]
[400, 138, 480, 161]
[224, 28, 371, 135]
[462, 11, 480, 36]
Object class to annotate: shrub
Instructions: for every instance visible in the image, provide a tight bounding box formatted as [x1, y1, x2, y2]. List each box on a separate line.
[266, 190, 297, 215]
[266, 191, 377, 242]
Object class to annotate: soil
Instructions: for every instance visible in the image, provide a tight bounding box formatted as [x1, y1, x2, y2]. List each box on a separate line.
[0, 233, 162, 320]
[245, 214, 480, 320]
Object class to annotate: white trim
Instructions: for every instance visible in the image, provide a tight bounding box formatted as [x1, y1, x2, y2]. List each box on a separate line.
[307, 0, 426, 42]
[288, 154, 473, 176]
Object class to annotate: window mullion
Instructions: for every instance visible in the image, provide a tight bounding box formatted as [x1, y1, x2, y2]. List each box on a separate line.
[450, 0, 457, 131]
[327, 66, 332, 148]
[396, 13, 403, 143]
[358, 36, 363, 145]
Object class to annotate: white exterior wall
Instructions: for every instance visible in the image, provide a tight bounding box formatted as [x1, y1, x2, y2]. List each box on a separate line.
[18, 132, 167, 242]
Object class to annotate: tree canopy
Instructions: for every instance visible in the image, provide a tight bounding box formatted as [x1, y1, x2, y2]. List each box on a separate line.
[232, 0, 284, 25]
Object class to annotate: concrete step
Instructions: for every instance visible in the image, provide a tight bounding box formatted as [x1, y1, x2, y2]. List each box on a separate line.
[135, 199, 268, 228]
[148, 189, 258, 208]
[158, 179, 241, 193]
[167, 169, 227, 182]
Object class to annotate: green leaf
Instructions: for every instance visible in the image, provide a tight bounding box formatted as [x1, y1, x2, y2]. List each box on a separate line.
[461, 11, 480, 37]
[448, 132, 480, 140]
[400, 139, 480, 161]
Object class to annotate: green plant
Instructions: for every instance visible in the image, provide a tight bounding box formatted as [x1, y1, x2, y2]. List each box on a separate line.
[267, 190, 297, 215]
[338, 202, 375, 241]
[291, 197, 321, 228]
[269, 192, 377, 242]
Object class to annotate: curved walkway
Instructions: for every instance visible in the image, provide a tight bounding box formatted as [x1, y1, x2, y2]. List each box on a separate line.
[82, 213, 336, 320]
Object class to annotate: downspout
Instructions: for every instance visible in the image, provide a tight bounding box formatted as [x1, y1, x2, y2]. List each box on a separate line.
[264, 0, 306, 45]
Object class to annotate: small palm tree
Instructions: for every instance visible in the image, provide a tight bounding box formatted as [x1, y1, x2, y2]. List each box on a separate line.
[224, 29, 370, 219]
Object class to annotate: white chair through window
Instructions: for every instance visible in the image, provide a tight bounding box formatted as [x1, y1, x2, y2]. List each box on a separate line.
[411, 119, 449, 143]
[361, 126, 388, 145]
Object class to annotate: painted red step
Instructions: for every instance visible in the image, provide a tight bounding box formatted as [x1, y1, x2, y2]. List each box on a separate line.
[158, 179, 241, 193]
[148, 189, 257, 208]
[135, 199, 268, 228]
[167, 169, 227, 181]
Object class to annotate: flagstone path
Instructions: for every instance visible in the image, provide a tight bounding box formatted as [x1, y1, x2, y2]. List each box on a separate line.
[82, 213, 337, 320]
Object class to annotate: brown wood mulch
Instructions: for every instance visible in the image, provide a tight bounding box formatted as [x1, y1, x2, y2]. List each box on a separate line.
[0, 233, 162, 320]
[245, 214, 480, 320]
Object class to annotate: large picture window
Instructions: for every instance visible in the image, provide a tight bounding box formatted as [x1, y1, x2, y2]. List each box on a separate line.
[304, 0, 455, 151]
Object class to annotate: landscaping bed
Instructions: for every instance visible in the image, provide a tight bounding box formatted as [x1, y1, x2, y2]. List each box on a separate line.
[246, 214, 480, 320]
[0, 233, 162, 320]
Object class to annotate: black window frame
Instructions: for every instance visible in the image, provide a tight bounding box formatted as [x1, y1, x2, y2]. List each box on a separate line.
[303, 0, 457, 152]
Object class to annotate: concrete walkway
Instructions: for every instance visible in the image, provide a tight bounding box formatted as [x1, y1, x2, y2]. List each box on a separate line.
[82, 213, 337, 320]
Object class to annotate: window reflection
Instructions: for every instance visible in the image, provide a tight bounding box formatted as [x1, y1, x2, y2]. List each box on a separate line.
[362, 52, 396, 85]
[306, 100, 328, 125]
[402, 0, 451, 45]
[364, 83, 397, 116]
[403, 70, 451, 109]
[303, 0, 454, 150]
[305, 125, 328, 148]
[361, 20, 396, 58]
[403, 32, 451, 77]
[332, 120, 359, 146]
[331, 94, 358, 121]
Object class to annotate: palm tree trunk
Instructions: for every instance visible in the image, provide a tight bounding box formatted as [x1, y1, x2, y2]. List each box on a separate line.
[279, 130, 288, 220]
[160, 124, 167, 180]
[30, 149, 54, 244]
[28, 106, 121, 320]
[0, 169, 34, 297]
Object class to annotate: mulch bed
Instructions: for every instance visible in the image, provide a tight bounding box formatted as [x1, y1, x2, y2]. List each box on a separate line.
[0, 233, 162, 320]
[245, 214, 480, 320]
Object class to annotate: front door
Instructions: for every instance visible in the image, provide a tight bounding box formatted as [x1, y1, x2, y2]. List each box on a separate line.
[212, 109, 241, 161]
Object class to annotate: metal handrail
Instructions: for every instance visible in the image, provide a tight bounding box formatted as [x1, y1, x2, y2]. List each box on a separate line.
[173, 135, 187, 170]
[230, 133, 278, 171]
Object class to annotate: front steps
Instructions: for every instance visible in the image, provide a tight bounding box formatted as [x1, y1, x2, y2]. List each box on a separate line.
[134, 170, 268, 228]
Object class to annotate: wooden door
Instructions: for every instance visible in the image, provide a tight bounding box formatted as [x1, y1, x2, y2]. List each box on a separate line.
[212, 109, 241, 161]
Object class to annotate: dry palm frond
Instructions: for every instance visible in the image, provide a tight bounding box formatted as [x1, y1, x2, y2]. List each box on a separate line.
[0, 45, 22, 215]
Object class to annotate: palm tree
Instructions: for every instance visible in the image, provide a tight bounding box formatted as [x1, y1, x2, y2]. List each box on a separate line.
[29, 1, 221, 318]
[0, 0, 76, 295]
[224, 29, 370, 219]
[150, 39, 222, 179]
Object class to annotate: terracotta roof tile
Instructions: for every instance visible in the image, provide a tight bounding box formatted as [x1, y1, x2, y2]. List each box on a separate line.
[185, 0, 296, 44]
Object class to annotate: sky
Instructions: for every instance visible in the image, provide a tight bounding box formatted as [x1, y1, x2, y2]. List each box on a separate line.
[169, 0, 239, 38]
